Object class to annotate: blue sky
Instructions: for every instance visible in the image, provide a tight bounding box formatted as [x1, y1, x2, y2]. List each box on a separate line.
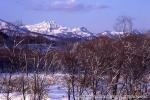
[0, 0, 149, 33]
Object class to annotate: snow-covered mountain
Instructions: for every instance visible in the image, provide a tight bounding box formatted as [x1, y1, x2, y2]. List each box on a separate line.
[22, 21, 94, 38]
[101, 31, 124, 36]
[99, 31, 124, 37]
[0, 19, 94, 39]
[99, 30, 141, 38]
[98, 31, 140, 38]
[0, 19, 29, 34]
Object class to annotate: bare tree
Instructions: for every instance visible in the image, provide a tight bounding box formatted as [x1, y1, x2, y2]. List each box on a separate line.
[114, 16, 133, 33]
[14, 20, 24, 26]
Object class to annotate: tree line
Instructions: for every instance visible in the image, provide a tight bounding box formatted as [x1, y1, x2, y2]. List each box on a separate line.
[60, 34, 150, 100]
[0, 32, 150, 100]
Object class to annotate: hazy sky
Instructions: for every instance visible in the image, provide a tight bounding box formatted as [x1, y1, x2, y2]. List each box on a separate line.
[0, 0, 149, 33]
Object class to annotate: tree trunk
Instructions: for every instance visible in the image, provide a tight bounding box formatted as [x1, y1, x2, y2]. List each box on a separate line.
[112, 73, 120, 100]
[72, 75, 76, 100]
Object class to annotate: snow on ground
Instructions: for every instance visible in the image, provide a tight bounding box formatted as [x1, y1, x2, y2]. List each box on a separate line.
[0, 73, 149, 100]
[48, 85, 67, 100]
[0, 93, 32, 100]
[47, 73, 68, 100]
[0, 73, 69, 100]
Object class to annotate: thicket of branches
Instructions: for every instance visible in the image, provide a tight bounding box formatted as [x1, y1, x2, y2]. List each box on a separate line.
[61, 34, 150, 100]
[0, 29, 150, 99]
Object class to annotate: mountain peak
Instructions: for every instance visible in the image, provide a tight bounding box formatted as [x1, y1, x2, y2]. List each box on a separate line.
[39, 20, 58, 27]
[0, 19, 94, 39]
[23, 20, 93, 38]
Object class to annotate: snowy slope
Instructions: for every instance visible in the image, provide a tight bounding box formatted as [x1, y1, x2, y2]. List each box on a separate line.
[100, 31, 124, 36]
[22, 21, 94, 38]
[98, 31, 136, 38]
[0, 19, 94, 40]
[99, 30, 141, 37]
[0, 19, 29, 34]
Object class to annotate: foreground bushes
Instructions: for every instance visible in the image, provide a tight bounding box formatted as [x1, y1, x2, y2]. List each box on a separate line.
[0, 74, 54, 100]
[0, 34, 150, 99]
[61, 34, 150, 100]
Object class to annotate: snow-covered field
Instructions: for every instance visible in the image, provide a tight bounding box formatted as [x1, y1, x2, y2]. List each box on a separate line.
[0, 73, 149, 100]
[0, 73, 68, 100]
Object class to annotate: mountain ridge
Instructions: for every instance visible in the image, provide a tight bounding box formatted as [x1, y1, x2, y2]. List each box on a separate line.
[0, 19, 95, 39]
[22, 20, 94, 38]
